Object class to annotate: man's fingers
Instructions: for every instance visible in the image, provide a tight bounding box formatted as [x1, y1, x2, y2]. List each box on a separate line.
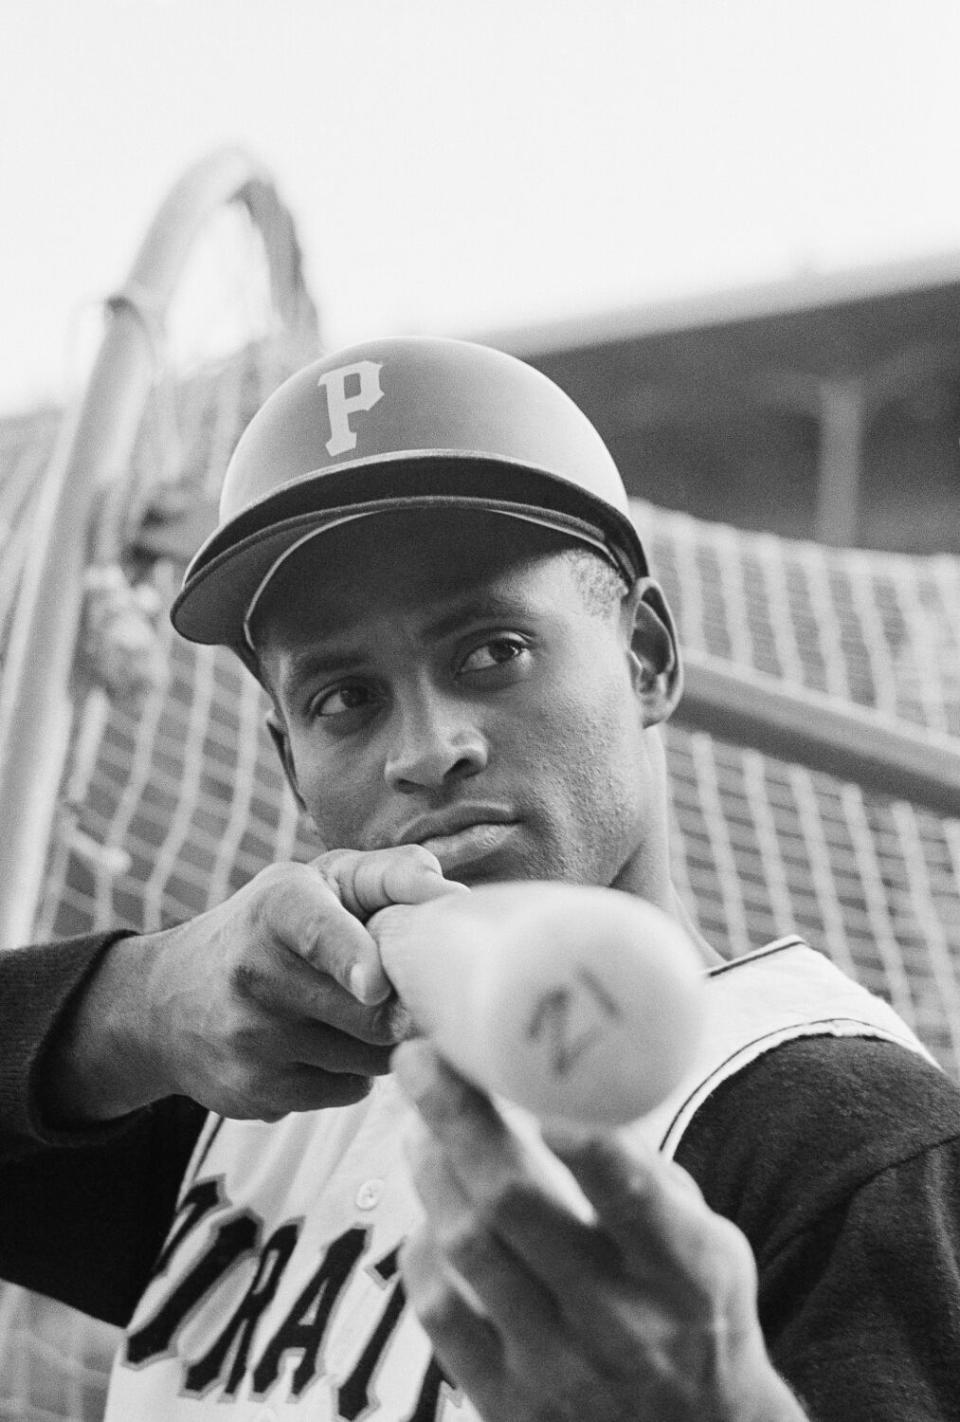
[275, 1018, 398, 1075]
[542, 1128, 703, 1243]
[260, 850, 467, 1007]
[542, 1128, 755, 1311]
[400, 1229, 628, 1422]
[393, 1040, 597, 1234]
[396, 1048, 665, 1389]
[317, 845, 469, 918]
[393, 1039, 512, 1148]
[308, 847, 467, 1002]
[261, 864, 393, 1004]
[394, 1042, 728, 1301]
[244, 938, 407, 1044]
[399, 1229, 505, 1405]
[226, 1062, 377, 1120]
[405, 1119, 564, 1355]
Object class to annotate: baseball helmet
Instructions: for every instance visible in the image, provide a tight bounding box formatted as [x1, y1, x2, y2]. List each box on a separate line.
[171, 336, 647, 660]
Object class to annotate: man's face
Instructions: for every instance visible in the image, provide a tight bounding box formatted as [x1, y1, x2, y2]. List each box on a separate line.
[254, 510, 672, 896]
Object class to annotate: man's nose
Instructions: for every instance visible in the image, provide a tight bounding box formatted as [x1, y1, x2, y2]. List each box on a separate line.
[383, 695, 488, 793]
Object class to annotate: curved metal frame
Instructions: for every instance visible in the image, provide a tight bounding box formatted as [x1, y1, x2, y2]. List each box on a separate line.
[0, 148, 317, 948]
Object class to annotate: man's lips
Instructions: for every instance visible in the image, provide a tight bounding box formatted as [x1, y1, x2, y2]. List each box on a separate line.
[385, 809, 520, 874]
[416, 821, 518, 873]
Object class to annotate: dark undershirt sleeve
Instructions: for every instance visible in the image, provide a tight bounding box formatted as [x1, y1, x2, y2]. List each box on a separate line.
[0, 932, 206, 1324]
[0, 1094, 205, 1325]
[760, 1143, 960, 1420]
[0, 931, 130, 1149]
[675, 1035, 960, 1421]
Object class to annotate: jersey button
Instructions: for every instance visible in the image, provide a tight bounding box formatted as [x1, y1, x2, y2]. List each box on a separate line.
[355, 1178, 384, 1210]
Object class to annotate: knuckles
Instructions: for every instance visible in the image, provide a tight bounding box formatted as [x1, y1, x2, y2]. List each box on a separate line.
[709, 1215, 758, 1293]
[248, 860, 321, 919]
[674, 1214, 759, 1324]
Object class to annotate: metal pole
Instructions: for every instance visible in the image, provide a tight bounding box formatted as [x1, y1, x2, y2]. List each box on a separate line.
[0, 148, 317, 948]
[678, 647, 960, 818]
[816, 376, 864, 547]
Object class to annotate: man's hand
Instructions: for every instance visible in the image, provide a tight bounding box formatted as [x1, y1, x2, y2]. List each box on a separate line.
[41, 847, 465, 1126]
[393, 1039, 808, 1422]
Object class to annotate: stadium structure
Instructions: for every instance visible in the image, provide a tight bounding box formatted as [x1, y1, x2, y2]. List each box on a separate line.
[1, 150, 959, 1420]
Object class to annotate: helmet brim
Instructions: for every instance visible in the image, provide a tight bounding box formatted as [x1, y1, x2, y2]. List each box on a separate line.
[171, 452, 646, 651]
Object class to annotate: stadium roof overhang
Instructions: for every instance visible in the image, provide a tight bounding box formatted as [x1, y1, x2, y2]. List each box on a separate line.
[480, 248, 960, 381]
[477, 250, 960, 547]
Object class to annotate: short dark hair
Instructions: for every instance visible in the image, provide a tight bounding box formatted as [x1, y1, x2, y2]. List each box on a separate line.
[562, 546, 633, 616]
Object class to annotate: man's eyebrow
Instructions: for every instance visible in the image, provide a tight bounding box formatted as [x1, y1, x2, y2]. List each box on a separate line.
[279, 647, 365, 699]
[421, 593, 533, 641]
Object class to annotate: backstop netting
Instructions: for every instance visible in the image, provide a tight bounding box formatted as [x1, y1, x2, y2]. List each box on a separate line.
[2, 339, 959, 1418]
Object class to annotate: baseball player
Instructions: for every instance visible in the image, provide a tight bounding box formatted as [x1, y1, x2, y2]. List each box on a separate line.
[1, 338, 959, 1420]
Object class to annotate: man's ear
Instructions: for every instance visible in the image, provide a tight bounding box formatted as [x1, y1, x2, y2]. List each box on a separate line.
[265, 710, 307, 813]
[624, 578, 683, 726]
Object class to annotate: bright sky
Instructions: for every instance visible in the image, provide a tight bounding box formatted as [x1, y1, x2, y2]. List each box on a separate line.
[4, 0, 960, 413]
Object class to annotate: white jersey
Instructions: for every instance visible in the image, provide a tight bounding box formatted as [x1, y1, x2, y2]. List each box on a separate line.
[105, 939, 935, 1419]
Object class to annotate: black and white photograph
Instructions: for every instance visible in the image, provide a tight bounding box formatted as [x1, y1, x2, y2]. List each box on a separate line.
[1, 3, 959, 1418]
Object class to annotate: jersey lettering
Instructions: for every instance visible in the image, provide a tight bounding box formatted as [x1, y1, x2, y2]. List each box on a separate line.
[185, 1220, 300, 1396]
[316, 360, 385, 455]
[121, 1186, 459, 1416]
[126, 1210, 260, 1365]
[153, 1178, 225, 1275]
[337, 1246, 407, 1420]
[407, 1356, 459, 1422]
[251, 1225, 368, 1397]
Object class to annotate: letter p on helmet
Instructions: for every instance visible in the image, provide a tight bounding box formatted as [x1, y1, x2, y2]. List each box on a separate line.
[316, 360, 385, 456]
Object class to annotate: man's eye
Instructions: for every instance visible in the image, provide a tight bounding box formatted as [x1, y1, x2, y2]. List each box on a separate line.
[313, 683, 375, 718]
[459, 638, 526, 674]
